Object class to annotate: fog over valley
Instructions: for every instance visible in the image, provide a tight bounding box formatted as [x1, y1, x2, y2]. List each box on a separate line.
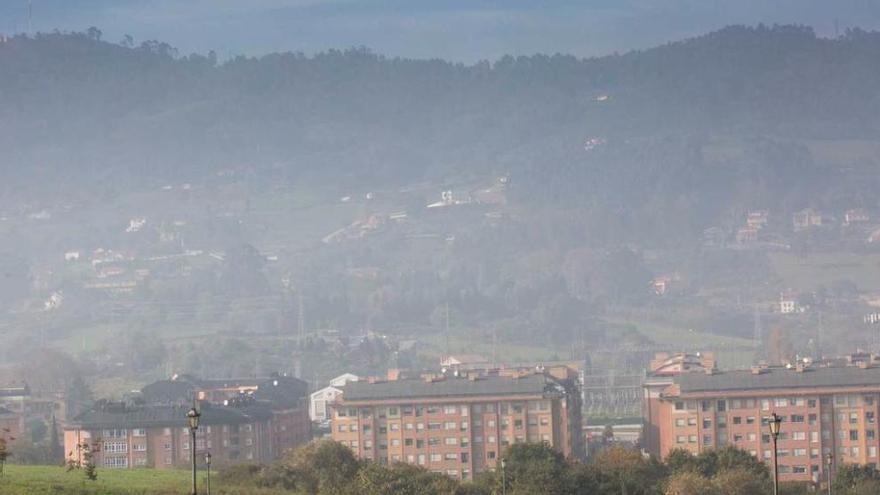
[3, 5, 880, 495]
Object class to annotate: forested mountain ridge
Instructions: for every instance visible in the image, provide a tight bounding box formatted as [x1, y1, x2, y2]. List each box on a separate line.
[2, 24, 880, 245]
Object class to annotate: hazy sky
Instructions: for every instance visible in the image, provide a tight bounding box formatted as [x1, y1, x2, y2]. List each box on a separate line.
[3, 0, 880, 61]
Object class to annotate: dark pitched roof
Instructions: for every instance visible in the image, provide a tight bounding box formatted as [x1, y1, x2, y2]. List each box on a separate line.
[253, 377, 309, 408]
[141, 380, 196, 404]
[67, 402, 270, 429]
[341, 374, 563, 402]
[140, 375, 308, 407]
[676, 366, 880, 394]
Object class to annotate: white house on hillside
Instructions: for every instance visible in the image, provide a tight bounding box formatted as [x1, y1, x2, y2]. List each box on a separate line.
[310, 373, 359, 422]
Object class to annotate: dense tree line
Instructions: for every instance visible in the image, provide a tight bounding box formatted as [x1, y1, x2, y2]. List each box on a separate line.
[217, 439, 880, 495]
[2, 25, 880, 231]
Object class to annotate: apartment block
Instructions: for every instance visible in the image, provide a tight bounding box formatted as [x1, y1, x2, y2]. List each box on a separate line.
[644, 359, 880, 483]
[64, 401, 273, 469]
[331, 370, 583, 480]
[141, 373, 311, 456]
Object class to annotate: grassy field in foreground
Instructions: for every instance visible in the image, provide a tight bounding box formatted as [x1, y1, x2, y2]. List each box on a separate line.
[0, 464, 282, 495]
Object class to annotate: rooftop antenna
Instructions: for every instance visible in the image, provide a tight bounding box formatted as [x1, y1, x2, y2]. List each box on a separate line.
[27, 0, 32, 35]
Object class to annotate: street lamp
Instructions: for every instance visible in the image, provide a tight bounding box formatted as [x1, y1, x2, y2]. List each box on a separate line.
[187, 405, 201, 495]
[205, 452, 212, 495]
[825, 452, 833, 495]
[500, 457, 507, 495]
[768, 412, 783, 495]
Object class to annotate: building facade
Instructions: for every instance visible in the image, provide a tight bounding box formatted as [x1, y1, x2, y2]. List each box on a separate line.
[644, 360, 880, 484]
[310, 373, 359, 423]
[331, 369, 583, 480]
[141, 374, 311, 456]
[64, 401, 273, 469]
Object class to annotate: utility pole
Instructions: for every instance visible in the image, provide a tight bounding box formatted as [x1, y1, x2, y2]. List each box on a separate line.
[298, 290, 305, 348]
[444, 301, 450, 356]
[753, 302, 763, 349]
[492, 327, 497, 367]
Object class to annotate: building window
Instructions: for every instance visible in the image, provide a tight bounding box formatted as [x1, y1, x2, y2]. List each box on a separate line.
[103, 456, 128, 468]
[132, 429, 146, 437]
[103, 441, 128, 454]
[102, 429, 128, 438]
[674, 402, 685, 411]
[851, 430, 860, 441]
[732, 417, 741, 425]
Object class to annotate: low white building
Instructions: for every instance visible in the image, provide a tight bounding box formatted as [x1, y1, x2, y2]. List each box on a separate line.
[310, 373, 359, 422]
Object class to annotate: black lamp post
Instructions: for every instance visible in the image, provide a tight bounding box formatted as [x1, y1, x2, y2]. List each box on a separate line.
[768, 412, 783, 495]
[205, 452, 212, 495]
[825, 452, 833, 495]
[500, 457, 507, 495]
[187, 405, 201, 495]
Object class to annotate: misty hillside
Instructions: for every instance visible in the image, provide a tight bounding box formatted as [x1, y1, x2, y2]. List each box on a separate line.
[4, 24, 880, 396]
[2, 25, 880, 228]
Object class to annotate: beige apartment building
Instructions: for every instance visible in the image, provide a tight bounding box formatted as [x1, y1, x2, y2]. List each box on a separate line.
[331, 369, 583, 480]
[645, 356, 880, 484]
